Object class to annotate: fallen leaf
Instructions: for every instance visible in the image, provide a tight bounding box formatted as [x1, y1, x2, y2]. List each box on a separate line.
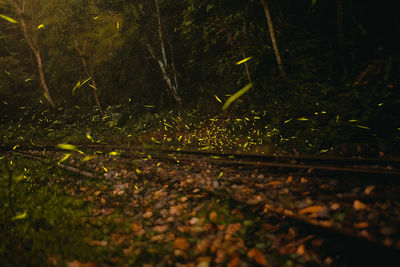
[286, 176, 293, 183]
[67, 261, 97, 267]
[89, 240, 108, 247]
[247, 248, 267, 265]
[231, 209, 243, 219]
[196, 239, 211, 254]
[246, 195, 263, 205]
[227, 255, 241, 267]
[153, 224, 169, 233]
[330, 203, 340, 210]
[265, 181, 281, 187]
[110, 234, 126, 245]
[296, 244, 305, 255]
[215, 248, 226, 263]
[298, 205, 324, 215]
[131, 223, 143, 232]
[261, 223, 279, 232]
[353, 200, 367, 210]
[354, 222, 369, 229]
[174, 237, 190, 250]
[301, 177, 308, 183]
[196, 257, 212, 267]
[189, 217, 200, 225]
[364, 185, 375, 195]
[143, 211, 153, 218]
[151, 234, 165, 242]
[170, 205, 181, 216]
[209, 211, 218, 222]
[226, 223, 242, 235]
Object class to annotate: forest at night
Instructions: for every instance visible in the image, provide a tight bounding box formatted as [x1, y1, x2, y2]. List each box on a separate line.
[1, 0, 399, 266]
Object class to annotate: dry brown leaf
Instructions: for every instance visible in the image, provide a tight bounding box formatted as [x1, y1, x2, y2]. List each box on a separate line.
[286, 176, 293, 183]
[174, 237, 190, 250]
[226, 223, 242, 235]
[298, 205, 324, 215]
[261, 223, 279, 232]
[227, 255, 241, 267]
[241, 187, 253, 193]
[153, 189, 167, 199]
[296, 244, 305, 255]
[231, 209, 243, 219]
[353, 200, 367, 210]
[153, 224, 169, 233]
[110, 234, 126, 246]
[263, 203, 273, 213]
[143, 211, 153, 218]
[246, 195, 263, 205]
[354, 222, 369, 229]
[189, 217, 200, 225]
[67, 261, 97, 267]
[265, 181, 281, 187]
[364, 185, 375, 195]
[209, 211, 218, 222]
[196, 256, 212, 267]
[79, 187, 88, 192]
[89, 240, 107, 247]
[211, 236, 223, 252]
[214, 248, 226, 263]
[330, 203, 340, 210]
[202, 223, 213, 232]
[300, 177, 308, 183]
[131, 223, 142, 232]
[169, 205, 181, 216]
[150, 234, 165, 242]
[247, 248, 267, 265]
[195, 239, 211, 254]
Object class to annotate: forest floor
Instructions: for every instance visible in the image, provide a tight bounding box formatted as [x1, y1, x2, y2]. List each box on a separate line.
[2, 141, 400, 266]
[1, 111, 400, 266]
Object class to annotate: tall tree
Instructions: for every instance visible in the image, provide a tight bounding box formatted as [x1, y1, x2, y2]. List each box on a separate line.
[260, 0, 285, 77]
[4, 0, 56, 109]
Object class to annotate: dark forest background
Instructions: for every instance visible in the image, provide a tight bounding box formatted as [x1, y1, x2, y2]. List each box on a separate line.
[1, 0, 399, 154]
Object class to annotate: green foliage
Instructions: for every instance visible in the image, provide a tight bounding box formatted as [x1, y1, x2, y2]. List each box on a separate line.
[0, 157, 94, 265]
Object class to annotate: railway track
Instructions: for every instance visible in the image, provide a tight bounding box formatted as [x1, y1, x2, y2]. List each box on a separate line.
[3, 144, 400, 264]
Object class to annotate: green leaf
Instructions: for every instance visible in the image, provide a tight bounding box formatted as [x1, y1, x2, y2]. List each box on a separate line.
[0, 14, 18, 24]
[222, 83, 253, 110]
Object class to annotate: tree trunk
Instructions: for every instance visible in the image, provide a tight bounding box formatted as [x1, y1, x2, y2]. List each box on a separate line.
[14, 0, 56, 109]
[260, 0, 286, 77]
[74, 40, 104, 115]
[154, 0, 182, 108]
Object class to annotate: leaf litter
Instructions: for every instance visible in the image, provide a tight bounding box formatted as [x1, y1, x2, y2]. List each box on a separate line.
[5, 148, 400, 266]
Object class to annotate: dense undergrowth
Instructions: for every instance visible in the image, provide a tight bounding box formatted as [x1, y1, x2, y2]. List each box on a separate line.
[1, 102, 399, 157]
